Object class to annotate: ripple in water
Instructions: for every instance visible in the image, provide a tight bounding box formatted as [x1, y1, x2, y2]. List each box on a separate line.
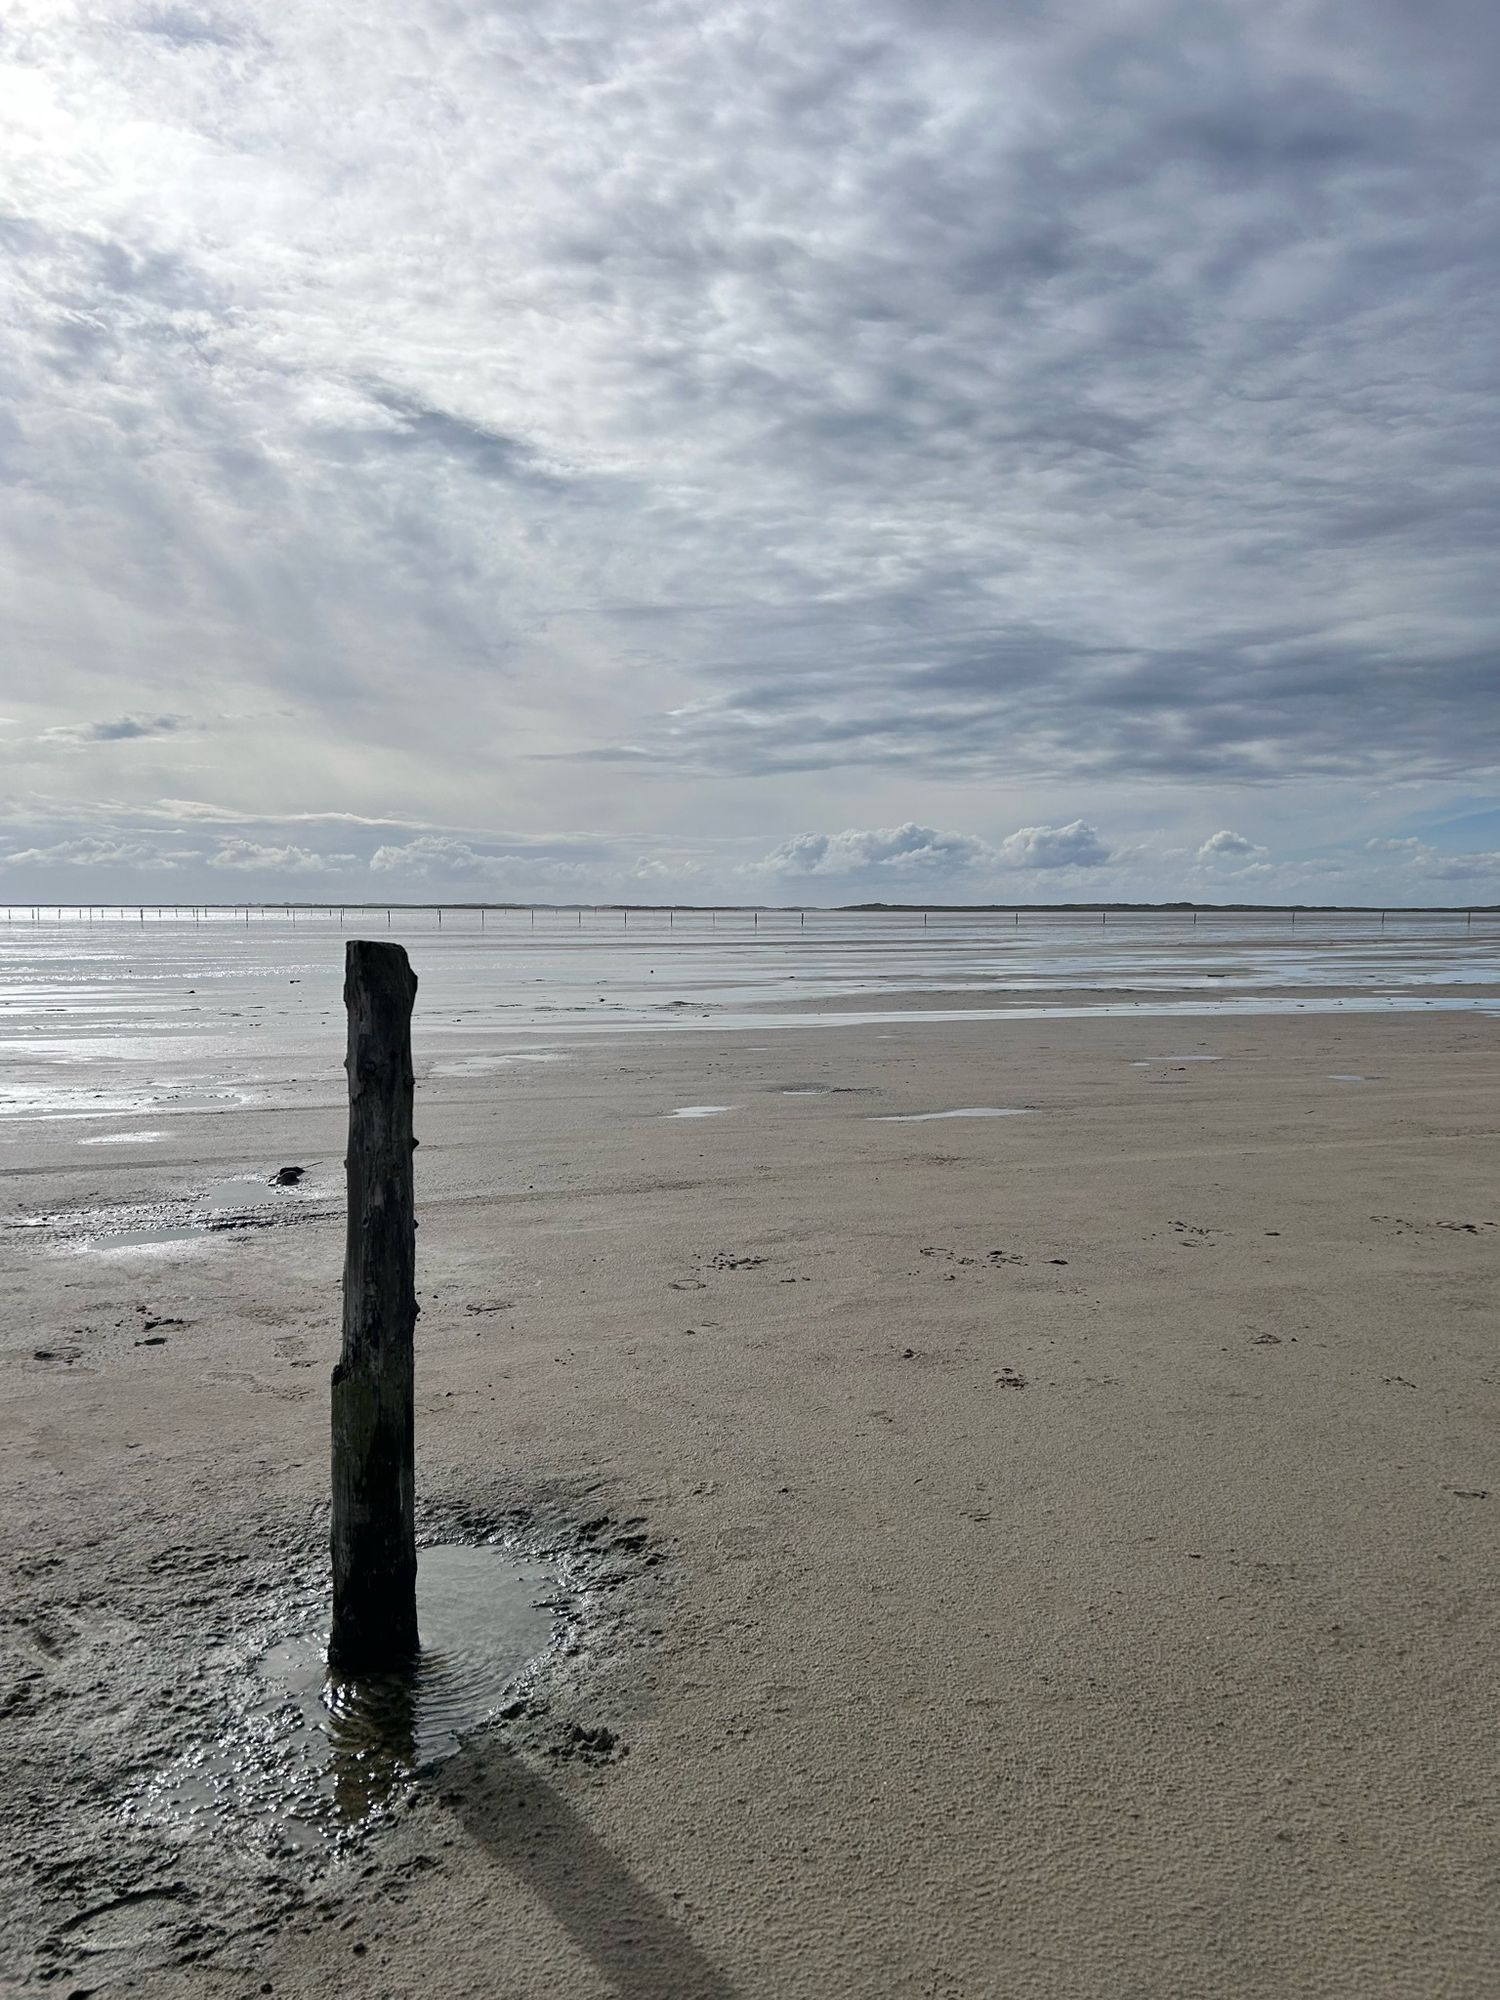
[134, 1544, 559, 1851]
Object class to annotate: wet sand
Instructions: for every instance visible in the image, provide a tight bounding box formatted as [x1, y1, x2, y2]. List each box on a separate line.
[3, 1006, 1498, 1996]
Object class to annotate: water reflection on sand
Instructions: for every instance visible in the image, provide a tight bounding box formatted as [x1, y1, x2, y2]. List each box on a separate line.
[2, 910, 1496, 1135]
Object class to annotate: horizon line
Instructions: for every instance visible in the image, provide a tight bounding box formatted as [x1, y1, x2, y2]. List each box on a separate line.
[4, 900, 1497, 917]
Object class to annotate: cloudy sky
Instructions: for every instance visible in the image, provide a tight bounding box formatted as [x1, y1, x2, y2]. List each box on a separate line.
[3, 0, 1498, 904]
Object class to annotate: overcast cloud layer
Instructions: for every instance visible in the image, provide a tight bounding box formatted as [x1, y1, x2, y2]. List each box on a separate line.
[2, 0, 1498, 903]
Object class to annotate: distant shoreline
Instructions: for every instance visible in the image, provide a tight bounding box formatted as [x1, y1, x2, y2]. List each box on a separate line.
[5, 900, 1499, 917]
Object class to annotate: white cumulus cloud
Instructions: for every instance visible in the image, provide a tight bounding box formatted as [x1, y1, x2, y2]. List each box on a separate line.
[1364, 836, 1500, 883]
[369, 836, 607, 888]
[997, 822, 1111, 870]
[370, 837, 488, 879]
[750, 818, 1112, 879]
[3, 835, 192, 869]
[750, 823, 996, 877]
[208, 840, 336, 873]
[1197, 829, 1266, 860]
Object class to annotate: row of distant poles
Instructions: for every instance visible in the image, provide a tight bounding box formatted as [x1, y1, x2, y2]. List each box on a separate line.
[0, 904, 1491, 927]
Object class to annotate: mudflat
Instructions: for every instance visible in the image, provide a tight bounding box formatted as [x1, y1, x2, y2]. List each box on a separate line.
[3, 1007, 1497, 1997]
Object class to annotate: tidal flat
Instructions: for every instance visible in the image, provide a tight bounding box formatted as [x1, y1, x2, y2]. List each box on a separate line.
[2, 912, 1497, 1996]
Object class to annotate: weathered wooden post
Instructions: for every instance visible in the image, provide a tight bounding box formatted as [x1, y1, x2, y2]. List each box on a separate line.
[330, 940, 419, 1673]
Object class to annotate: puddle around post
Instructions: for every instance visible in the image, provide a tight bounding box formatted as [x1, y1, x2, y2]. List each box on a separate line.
[131, 1544, 559, 1852]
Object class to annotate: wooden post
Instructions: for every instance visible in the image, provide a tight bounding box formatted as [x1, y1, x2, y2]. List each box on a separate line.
[330, 940, 419, 1673]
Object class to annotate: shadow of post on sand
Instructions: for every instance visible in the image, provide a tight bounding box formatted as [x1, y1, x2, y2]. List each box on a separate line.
[449, 1742, 740, 2000]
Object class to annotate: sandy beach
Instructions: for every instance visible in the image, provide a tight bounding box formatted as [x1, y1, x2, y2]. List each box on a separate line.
[4, 973, 1498, 1996]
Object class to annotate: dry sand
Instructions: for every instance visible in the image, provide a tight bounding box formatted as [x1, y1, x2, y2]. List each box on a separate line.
[3, 1007, 1497, 1997]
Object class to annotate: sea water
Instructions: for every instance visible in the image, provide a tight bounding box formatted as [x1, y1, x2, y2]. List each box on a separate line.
[1, 908, 1496, 1135]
